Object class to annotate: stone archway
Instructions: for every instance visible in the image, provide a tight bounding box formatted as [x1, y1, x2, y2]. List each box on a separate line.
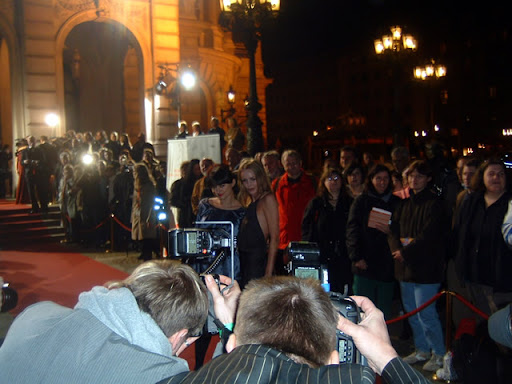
[62, 21, 144, 139]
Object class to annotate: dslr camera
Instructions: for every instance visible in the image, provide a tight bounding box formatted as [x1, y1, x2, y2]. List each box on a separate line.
[168, 222, 235, 334]
[1, 277, 18, 313]
[285, 241, 366, 365]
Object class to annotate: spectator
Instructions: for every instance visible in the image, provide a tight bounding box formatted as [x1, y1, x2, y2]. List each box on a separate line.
[388, 160, 448, 372]
[302, 167, 353, 294]
[237, 159, 279, 288]
[132, 163, 158, 261]
[175, 121, 188, 139]
[339, 145, 357, 171]
[455, 158, 512, 315]
[191, 158, 214, 215]
[346, 164, 401, 319]
[261, 150, 283, 182]
[132, 132, 155, 162]
[225, 117, 245, 152]
[343, 162, 365, 199]
[119, 133, 132, 153]
[273, 149, 316, 273]
[170, 160, 200, 228]
[391, 146, 410, 176]
[208, 116, 226, 155]
[105, 131, 121, 160]
[0, 260, 208, 383]
[225, 147, 242, 171]
[22, 135, 49, 213]
[191, 121, 202, 136]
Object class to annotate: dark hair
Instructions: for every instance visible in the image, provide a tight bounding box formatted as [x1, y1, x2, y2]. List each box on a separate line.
[317, 167, 343, 199]
[366, 164, 392, 195]
[343, 162, 365, 183]
[206, 164, 235, 188]
[470, 158, 506, 192]
[405, 160, 433, 178]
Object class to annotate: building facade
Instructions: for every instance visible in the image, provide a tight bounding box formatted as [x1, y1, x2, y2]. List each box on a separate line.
[0, 0, 270, 157]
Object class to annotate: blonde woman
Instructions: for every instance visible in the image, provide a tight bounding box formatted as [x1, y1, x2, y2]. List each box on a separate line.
[237, 158, 279, 288]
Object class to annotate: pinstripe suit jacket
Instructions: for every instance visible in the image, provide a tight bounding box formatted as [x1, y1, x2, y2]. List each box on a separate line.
[158, 344, 430, 384]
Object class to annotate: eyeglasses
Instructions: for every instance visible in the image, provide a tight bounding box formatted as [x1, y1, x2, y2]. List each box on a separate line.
[327, 176, 340, 181]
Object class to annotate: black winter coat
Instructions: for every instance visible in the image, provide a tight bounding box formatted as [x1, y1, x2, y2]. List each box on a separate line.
[302, 193, 353, 293]
[453, 190, 512, 292]
[346, 192, 401, 282]
[389, 188, 448, 284]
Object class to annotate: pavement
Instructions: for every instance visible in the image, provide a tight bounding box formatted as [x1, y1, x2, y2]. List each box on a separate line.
[1, 240, 443, 383]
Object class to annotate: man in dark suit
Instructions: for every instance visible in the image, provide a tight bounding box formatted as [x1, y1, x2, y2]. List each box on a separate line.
[159, 275, 430, 384]
[22, 136, 49, 213]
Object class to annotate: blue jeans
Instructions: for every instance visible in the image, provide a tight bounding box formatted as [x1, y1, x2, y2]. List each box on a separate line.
[400, 282, 446, 356]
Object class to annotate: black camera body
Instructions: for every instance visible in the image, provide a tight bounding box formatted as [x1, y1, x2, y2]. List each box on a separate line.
[330, 292, 366, 365]
[1, 280, 18, 313]
[168, 228, 231, 258]
[285, 241, 330, 291]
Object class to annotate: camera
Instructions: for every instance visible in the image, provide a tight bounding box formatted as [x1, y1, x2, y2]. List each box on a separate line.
[1, 279, 18, 313]
[285, 241, 367, 365]
[285, 241, 330, 291]
[169, 228, 230, 258]
[168, 222, 235, 334]
[330, 292, 366, 365]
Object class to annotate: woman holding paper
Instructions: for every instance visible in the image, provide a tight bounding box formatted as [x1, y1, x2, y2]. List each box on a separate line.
[301, 167, 354, 294]
[346, 164, 401, 319]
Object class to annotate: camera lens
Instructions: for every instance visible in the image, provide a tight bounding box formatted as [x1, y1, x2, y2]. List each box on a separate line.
[1, 286, 18, 313]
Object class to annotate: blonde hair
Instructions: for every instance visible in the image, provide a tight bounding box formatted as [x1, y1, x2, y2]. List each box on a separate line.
[237, 158, 271, 206]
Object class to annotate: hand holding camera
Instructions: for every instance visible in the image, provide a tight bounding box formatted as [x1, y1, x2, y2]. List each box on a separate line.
[336, 295, 398, 375]
[203, 274, 241, 326]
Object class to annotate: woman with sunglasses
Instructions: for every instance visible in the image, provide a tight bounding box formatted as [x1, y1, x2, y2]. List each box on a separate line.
[301, 167, 353, 294]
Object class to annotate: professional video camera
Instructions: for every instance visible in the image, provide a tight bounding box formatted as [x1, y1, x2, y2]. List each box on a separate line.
[1, 277, 18, 313]
[168, 221, 235, 333]
[285, 241, 366, 365]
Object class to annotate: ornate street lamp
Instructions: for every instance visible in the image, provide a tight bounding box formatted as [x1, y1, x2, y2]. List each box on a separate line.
[219, 0, 280, 156]
[221, 85, 236, 122]
[374, 26, 417, 55]
[413, 59, 447, 137]
[374, 25, 418, 147]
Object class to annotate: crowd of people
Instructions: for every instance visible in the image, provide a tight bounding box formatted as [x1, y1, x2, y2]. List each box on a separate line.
[7, 121, 512, 377]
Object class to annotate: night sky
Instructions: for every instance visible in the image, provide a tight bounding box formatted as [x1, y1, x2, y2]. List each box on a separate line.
[261, 1, 506, 73]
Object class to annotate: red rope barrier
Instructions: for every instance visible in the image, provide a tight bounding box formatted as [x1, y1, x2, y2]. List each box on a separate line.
[385, 290, 489, 325]
[386, 291, 445, 325]
[111, 215, 132, 232]
[449, 291, 489, 320]
[80, 217, 109, 233]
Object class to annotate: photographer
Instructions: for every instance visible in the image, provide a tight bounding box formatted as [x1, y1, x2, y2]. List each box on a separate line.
[159, 275, 430, 384]
[0, 261, 209, 383]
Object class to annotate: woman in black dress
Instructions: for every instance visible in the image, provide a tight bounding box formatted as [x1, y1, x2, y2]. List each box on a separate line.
[237, 158, 279, 288]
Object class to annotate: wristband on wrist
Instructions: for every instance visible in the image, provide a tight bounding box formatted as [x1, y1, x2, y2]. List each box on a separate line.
[219, 323, 234, 345]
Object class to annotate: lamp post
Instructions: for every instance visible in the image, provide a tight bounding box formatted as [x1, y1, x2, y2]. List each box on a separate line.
[220, 85, 236, 122]
[219, 0, 280, 156]
[155, 63, 196, 126]
[413, 60, 446, 139]
[374, 26, 418, 147]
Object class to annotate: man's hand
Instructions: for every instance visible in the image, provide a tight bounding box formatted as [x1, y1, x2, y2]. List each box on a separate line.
[204, 274, 241, 325]
[337, 296, 398, 375]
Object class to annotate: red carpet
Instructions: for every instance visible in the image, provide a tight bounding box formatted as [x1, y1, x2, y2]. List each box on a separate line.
[0, 199, 217, 370]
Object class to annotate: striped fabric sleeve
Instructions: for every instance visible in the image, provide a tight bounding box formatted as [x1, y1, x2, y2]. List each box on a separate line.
[502, 199, 512, 248]
[380, 357, 431, 384]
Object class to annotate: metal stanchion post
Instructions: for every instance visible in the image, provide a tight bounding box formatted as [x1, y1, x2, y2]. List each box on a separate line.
[445, 290, 453, 352]
[110, 214, 115, 253]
